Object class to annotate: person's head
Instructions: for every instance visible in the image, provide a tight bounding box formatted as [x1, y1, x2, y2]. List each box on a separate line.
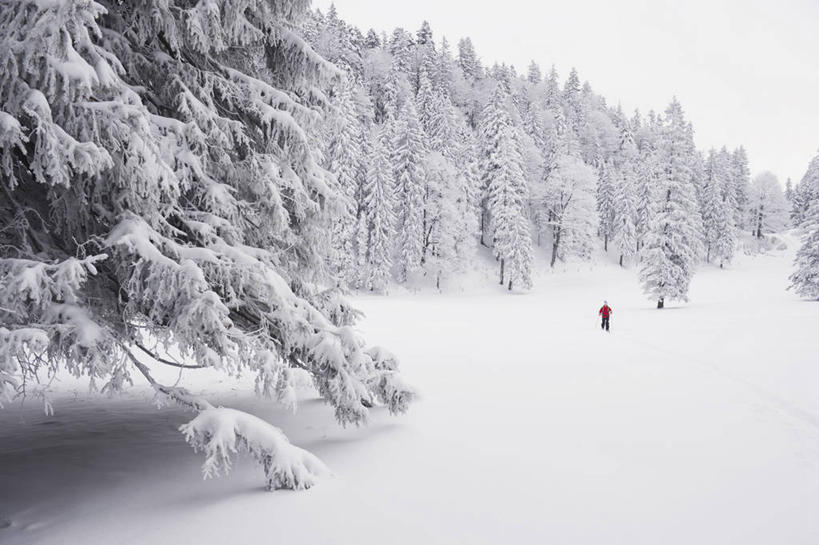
[604, 300, 608, 305]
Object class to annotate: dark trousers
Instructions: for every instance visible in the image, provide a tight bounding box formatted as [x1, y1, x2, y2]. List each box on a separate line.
[601, 316, 610, 331]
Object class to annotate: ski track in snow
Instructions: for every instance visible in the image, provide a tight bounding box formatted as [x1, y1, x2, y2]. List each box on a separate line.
[2, 235, 819, 545]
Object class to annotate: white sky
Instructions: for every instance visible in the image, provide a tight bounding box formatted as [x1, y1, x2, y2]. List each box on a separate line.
[315, 0, 818, 186]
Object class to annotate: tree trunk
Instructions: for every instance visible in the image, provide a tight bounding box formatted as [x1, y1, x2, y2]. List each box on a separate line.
[550, 228, 561, 268]
[499, 258, 505, 285]
[604, 234, 608, 252]
[619, 254, 623, 267]
[507, 279, 513, 291]
[657, 298, 664, 309]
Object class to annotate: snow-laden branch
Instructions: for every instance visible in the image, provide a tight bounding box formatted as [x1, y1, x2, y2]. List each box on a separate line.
[180, 407, 329, 490]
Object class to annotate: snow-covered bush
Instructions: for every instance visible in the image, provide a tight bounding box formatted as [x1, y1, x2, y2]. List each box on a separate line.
[0, 0, 413, 489]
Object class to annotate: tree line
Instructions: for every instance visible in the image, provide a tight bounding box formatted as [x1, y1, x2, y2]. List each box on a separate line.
[307, 6, 791, 305]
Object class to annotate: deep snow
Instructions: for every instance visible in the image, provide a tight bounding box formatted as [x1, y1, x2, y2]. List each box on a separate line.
[2, 234, 819, 545]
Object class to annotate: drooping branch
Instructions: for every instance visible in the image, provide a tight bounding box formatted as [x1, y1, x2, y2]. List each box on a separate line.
[121, 343, 212, 411]
[133, 341, 208, 370]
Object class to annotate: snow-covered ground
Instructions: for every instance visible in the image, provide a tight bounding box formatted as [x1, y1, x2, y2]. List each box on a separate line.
[2, 234, 819, 545]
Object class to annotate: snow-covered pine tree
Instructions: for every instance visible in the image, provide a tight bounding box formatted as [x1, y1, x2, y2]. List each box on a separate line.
[457, 37, 481, 81]
[434, 37, 455, 98]
[612, 118, 638, 265]
[479, 84, 533, 289]
[701, 150, 736, 266]
[324, 77, 364, 286]
[544, 65, 560, 109]
[364, 28, 381, 49]
[639, 99, 704, 308]
[730, 146, 751, 232]
[360, 127, 396, 292]
[0, 0, 412, 490]
[563, 67, 584, 138]
[416, 20, 434, 47]
[389, 27, 413, 74]
[597, 160, 617, 252]
[391, 99, 427, 282]
[790, 154, 819, 299]
[791, 153, 819, 227]
[416, 67, 437, 133]
[527, 61, 542, 84]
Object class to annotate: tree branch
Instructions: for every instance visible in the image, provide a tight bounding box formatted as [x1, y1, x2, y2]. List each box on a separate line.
[121, 344, 212, 411]
[134, 341, 208, 369]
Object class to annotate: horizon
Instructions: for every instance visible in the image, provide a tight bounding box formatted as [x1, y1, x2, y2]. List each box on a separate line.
[316, 0, 818, 186]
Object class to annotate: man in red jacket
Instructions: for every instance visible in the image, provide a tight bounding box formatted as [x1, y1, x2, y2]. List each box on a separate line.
[599, 301, 612, 332]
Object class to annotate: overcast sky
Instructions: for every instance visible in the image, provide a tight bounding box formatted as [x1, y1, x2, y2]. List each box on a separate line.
[315, 0, 818, 186]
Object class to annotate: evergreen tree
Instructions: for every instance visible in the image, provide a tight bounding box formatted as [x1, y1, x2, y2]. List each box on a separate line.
[0, 0, 412, 490]
[597, 161, 617, 251]
[416, 21, 434, 47]
[639, 100, 704, 308]
[389, 27, 413, 73]
[613, 118, 639, 264]
[790, 154, 819, 299]
[324, 78, 364, 286]
[544, 65, 561, 108]
[416, 67, 437, 132]
[527, 61, 542, 84]
[435, 37, 455, 97]
[457, 37, 481, 80]
[792, 153, 819, 226]
[361, 128, 396, 292]
[701, 150, 736, 266]
[563, 67, 584, 136]
[364, 29, 381, 49]
[479, 85, 533, 289]
[730, 147, 751, 231]
[391, 100, 427, 281]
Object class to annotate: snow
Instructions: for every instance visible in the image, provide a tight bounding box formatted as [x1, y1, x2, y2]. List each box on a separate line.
[2, 234, 819, 544]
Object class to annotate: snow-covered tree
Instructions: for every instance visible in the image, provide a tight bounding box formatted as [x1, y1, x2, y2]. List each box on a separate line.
[479, 85, 533, 289]
[597, 161, 617, 251]
[639, 100, 704, 308]
[612, 170, 638, 266]
[358, 128, 396, 292]
[749, 171, 790, 238]
[792, 153, 819, 227]
[324, 77, 364, 286]
[544, 155, 598, 266]
[391, 100, 427, 281]
[790, 155, 819, 299]
[0, 0, 412, 490]
[527, 61, 542, 84]
[612, 118, 639, 265]
[457, 37, 481, 81]
[730, 147, 751, 231]
[701, 150, 736, 266]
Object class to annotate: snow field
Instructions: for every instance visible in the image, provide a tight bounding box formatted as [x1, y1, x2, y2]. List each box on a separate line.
[1, 238, 818, 544]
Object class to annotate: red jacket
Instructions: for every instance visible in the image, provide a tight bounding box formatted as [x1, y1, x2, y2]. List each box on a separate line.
[599, 305, 612, 318]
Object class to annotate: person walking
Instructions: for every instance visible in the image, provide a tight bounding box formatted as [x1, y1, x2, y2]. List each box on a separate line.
[599, 301, 612, 332]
